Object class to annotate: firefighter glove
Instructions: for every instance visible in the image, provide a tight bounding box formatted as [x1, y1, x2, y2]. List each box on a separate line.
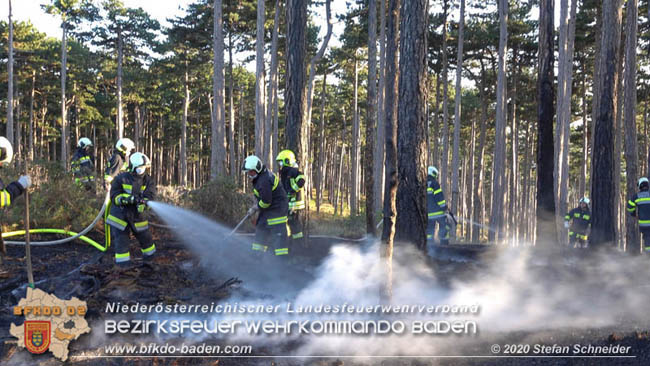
[18, 175, 31, 189]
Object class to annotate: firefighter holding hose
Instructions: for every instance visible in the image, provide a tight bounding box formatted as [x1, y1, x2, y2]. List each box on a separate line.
[242, 155, 289, 258]
[0, 137, 32, 256]
[106, 152, 156, 266]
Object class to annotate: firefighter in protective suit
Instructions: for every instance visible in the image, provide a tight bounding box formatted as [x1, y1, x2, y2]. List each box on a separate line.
[276, 150, 306, 241]
[627, 177, 650, 253]
[564, 197, 591, 248]
[71, 137, 95, 190]
[0, 137, 31, 209]
[243, 155, 289, 257]
[426, 166, 449, 245]
[104, 138, 136, 248]
[106, 152, 156, 266]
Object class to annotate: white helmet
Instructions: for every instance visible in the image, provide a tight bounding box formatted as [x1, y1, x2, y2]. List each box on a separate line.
[0, 136, 13, 165]
[77, 137, 93, 148]
[639, 177, 649, 189]
[242, 155, 263, 178]
[116, 138, 135, 155]
[130, 152, 150, 175]
[579, 197, 590, 205]
[428, 166, 439, 178]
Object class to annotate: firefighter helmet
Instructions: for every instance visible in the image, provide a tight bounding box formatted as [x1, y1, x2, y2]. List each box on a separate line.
[639, 177, 650, 190]
[77, 137, 93, 148]
[130, 152, 150, 175]
[0, 137, 13, 165]
[276, 150, 296, 167]
[428, 166, 439, 178]
[579, 197, 590, 205]
[116, 138, 135, 155]
[243, 155, 263, 179]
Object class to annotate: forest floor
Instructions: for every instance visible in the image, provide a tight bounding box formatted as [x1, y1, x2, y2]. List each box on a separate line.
[1, 225, 649, 366]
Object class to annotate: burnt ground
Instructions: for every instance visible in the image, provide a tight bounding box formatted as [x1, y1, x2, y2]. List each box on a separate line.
[0, 228, 649, 366]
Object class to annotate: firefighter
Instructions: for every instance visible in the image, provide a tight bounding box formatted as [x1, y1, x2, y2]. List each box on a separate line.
[564, 197, 591, 248]
[103, 138, 135, 248]
[106, 152, 156, 266]
[627, 177, 650, 253]
[242, 155, 289, 258]
[104, 138, 135, 186]
[0, 136, 31, 208]
[276, 150, 306, 241]
[71, 137, 95, 190]
[426, 166, 449, 245]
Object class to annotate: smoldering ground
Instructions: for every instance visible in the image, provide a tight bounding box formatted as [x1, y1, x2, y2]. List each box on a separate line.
[147, 202, 650, 357]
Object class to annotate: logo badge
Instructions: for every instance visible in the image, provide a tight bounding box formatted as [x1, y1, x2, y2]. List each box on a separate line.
[24, 321, 51, 354]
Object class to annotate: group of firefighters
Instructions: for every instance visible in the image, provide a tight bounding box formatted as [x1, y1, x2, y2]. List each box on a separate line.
[0, 133, 648, 263]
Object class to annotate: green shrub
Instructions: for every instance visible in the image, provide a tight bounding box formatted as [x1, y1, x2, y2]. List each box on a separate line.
[1, 160, 104, 232]
[186, 175, 251, 227]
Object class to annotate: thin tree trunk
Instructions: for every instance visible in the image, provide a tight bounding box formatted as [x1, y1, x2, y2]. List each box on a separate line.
[266, 0, 281, 170]
[317, 73, 328, 212]
[351, 56, 360, 216]
[579, 69, 588, 196]
[366, 0, 378, 234]
[7, 0, 13, 150]
[381, 0, 400, 303]
[116, 27, 124, 139]
[623, 0, 639, 254]
[181, 66, 189, 187]
[212, 0, 226, 178]
[61, 25, 68, 168]
[472, 65, 488, 243]
[451, 0, 465, 223]
[489, 0, 508, 242]
[589, 2, 603, 189]
[440, 0, 449, 191]
[613, 25, 625, 249]
[28, 70, 35, 160]
[374, 0, 387, 219]
[229, 32, 236, 176]
[255, 0, 266, 161]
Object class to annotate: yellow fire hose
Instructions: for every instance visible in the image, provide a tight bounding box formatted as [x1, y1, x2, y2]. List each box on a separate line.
[2, 228, 105, 251]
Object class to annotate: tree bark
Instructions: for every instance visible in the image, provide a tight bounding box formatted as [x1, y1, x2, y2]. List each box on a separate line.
[211, 0, 226, 178]
[440, 0, 449, 190]
[181, 65, 189, 187]
[28, 70, 35, 160]
[374, 0, 387, 219]
[451, 0, 465, 223]
[116, 26, 124, 139]
[395, 0, 427, 249]
[381, 0, 400, 303]
[255, 0, 266, 161]
[366, 0, 378, 234]
[591, 0, 623, 248]
[472, 63, 488, 243]
[266, 0, 281, 170]
[61, 25, 68, 169]
[623, 0, 639, 254]
[229, 32, 236, 175]
[536, 0, 556, 246]
[317, 73, 327, 212]
[351, 56, 360, 216]
[489, 0, 508, 242]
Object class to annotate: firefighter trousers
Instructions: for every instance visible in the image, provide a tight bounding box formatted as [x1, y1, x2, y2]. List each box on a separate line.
[252, 216, 289, 257]
[111, 223, 156, 265]
[427, 217, 449, 245]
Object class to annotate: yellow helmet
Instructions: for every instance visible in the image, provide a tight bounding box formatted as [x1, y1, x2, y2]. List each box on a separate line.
[276, 149, 296, 167]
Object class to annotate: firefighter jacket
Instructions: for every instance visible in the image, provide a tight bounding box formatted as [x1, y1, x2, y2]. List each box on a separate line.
[252, 168, 289, 226]
[564, 207, 591, 234]
[106, 171, 156, 232]
[71, 147, 95, 184]
[0, 177, 25, 208]
[427, 175, 447, 220]
[628, 189, 650, 229]
[104, 149, 129, 184]
[279, 165, 305, 211]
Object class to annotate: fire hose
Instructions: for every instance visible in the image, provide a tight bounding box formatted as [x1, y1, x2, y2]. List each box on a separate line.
[3, 191, 110, 251]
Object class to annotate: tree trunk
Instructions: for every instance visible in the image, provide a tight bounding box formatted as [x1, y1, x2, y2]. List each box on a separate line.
[61, 25, 68, 169]
[589, 3, 603, 189]
[614, 28, 624, 250]
[591, 0, 623, 248]
[229, 32, 236, 176]
[255, 0, 266, 161]
[317, 73, 328, 212]
[285, 0, 308, 235]
[440, 0, 449, 190]
[28, 70, 35, 160]
[116, 27, 124, 139]
[181, 66, 189, 187]
[623, 0, 639, 254]
[266, 0, 281, 170]
[579, 70, 588, 196]
[489, 0, 508, 242]
[395, 0, 427, 249]
[374, 0, 387, 219]
[351, 56, 360, 216]
[366, 0, 378, 234]
[381, 0, 400, 303]
[451, 0, 465, 223]
[7, 0, 13, 149]
[536, 0, 556, 246]
[472, 64, 488, 243]
[211, 0, 226, 178]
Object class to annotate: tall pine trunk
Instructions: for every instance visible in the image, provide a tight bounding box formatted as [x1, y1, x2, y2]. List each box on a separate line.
[255, 0, 266, 161]
[451, 0, 465, 224]
[440, 0, 449, 190]
[374, 0, 387, 219]
[366, 0, 378, 234]
[61, 25, 68, 168]
[7, 0, 13, 151]
[266, 0, 281, 170]
[211, 0, 226, 178]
